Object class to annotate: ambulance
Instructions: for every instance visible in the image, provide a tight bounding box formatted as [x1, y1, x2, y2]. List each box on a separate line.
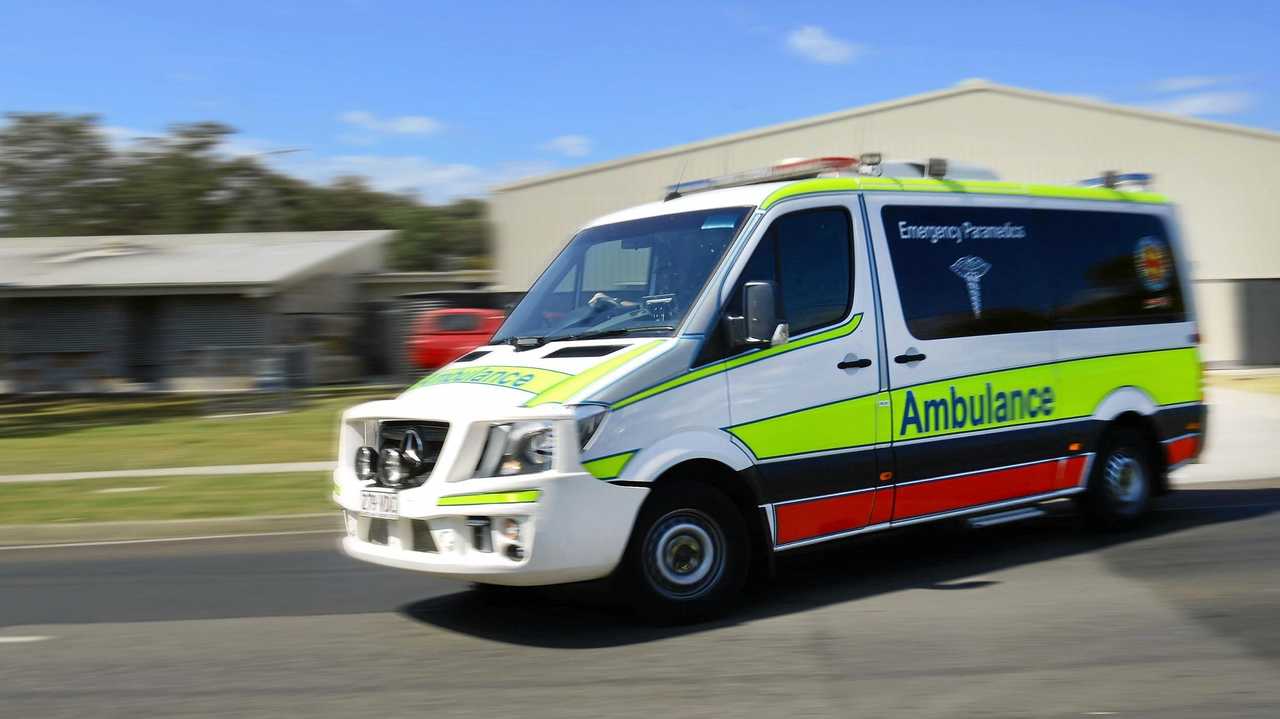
[333, 156, 1205, 620]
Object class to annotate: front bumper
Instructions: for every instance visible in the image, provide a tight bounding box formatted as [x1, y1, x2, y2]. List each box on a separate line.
[334, 470, 649, 586]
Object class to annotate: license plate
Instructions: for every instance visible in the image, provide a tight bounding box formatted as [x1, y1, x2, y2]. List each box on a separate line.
[360, 490, 399, 518]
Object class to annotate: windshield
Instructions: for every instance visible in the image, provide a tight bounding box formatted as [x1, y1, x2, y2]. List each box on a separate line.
[493, 207, 751, 346]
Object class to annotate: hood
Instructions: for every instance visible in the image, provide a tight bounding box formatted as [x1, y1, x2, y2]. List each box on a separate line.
[396, 338, 667, 414]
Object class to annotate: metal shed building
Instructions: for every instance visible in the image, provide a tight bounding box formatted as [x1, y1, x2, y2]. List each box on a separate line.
[490, 81, 1280, 366]
[0, 230, 392, 391]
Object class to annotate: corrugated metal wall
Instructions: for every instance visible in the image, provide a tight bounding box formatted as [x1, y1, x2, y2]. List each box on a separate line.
[3, 295, 273, 389]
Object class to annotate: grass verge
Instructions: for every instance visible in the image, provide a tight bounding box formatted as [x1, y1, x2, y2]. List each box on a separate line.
[0, 473, 334, 525]
[0, 387, 395, 474]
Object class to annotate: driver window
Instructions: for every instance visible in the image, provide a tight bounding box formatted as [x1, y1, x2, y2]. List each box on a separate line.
[580, 239, 652, 305]
[700, 206, 852, 363]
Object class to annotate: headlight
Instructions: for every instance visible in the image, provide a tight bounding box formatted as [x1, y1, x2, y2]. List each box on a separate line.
[573, 405, 609, 450]
[354, 446, 379, 482]
[474, 421, 555, 478]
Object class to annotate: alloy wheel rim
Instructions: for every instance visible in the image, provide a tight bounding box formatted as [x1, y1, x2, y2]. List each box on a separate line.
[1104, 451, 1146, 507]
[643, 509, 726, 599]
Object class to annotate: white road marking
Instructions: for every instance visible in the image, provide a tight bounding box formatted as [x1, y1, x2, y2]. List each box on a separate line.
[93, 486, 161, 494]
[0, 529, 340, 552]
[0, 636, 53, 644]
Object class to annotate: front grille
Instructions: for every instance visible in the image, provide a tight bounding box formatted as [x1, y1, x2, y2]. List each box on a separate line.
[367, 518, 390, 545]
[377, 420, 448, 487]
[411, 520, 437, 552]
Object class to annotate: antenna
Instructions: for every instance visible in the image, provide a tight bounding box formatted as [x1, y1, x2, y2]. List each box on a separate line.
[665, 156, 691, 201]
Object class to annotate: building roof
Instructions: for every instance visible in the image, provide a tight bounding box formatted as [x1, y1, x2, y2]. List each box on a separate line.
[493, 80, 1280, 194]
[0, 230, 393, 293]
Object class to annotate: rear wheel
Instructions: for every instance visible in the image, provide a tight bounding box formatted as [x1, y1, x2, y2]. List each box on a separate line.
[1081, 426, 1156, 528]
[618, 483, 748, 623]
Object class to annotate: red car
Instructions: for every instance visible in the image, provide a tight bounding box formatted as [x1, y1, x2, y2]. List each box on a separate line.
[410, 308, 507, 370]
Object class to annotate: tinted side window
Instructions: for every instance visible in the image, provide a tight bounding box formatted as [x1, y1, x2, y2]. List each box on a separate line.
[1044, 210, 1186, 327]
[727, 208, 852, 333]
[882, 205, 1050, 339]
[775, 209, 853, 333]
[701, 208, 852, 364]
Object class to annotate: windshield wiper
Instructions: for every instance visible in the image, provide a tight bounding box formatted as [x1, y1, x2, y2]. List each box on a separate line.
[542, 325, 677, 344]
[500, 325, 675, 350]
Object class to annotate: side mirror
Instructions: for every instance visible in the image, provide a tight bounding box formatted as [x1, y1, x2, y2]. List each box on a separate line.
[728, 281, 787, 348]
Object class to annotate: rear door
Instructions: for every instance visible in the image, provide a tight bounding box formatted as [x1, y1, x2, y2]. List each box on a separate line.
[865, 193, 1061, 523]
[717, 196, 885, 547]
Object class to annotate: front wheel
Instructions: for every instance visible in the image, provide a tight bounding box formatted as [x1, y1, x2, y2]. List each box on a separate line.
[1081, 426, 1156, 528]
[617, 484, 748, 623]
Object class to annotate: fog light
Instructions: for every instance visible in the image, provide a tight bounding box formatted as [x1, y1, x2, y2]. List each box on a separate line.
[499, 517, 521, 541]
[380, 448, 407, 486]
[505, 545, 524, 561]
[355, 446, 378, 482]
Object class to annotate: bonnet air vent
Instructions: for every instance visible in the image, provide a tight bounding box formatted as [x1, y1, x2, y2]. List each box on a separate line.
[543, 345, 628, 359]
[455, 350, 491, 363]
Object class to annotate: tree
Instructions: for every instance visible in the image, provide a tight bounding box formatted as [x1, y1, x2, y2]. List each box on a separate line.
[0, 113, 117, 236]
[0, 112, 493, 271]
[385, 199, 492, 271]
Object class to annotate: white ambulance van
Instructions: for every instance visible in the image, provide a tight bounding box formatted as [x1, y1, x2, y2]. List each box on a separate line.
[334, 157, 1204, 620]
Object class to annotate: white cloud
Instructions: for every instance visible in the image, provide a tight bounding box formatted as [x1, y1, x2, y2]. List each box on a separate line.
[1147, 90, 1255, 117]
[338, 110, 443, 135]
[1152, 75, 1238, 93]
[539, 134, 592, 158]
[785, 25, 863, 64]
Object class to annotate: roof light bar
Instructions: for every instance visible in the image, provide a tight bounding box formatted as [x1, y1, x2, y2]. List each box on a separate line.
[1080, 171, 1154, 190]
[665, 156, 858, 199]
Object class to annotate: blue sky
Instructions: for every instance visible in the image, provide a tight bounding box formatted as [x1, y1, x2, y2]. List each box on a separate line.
[2, 0, 1276, 202]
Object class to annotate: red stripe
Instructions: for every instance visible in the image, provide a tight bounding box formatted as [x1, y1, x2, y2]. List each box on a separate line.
[868, 487, 894, 526]
[1052, 455, 1090, 490]
[1165, 435, 1200, 466]
[775, 491, 874, 545]
[894, 460, 1058, 520]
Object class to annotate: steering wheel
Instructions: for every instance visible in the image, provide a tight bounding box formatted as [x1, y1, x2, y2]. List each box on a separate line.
[587, 292, 625, 311]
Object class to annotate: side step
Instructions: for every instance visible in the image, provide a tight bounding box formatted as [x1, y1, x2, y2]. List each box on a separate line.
[966, 506, 1046, 529]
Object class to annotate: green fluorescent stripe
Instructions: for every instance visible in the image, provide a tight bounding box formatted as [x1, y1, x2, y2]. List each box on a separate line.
[582, 450, 636, 479]
[437, 490, 542, 507]
[612, 313, 863, 410]
[890, 347, 1201, 441]
[524, 341, 664, 407]
[726, 393, 880, 460]
[760, 177, 1167, 210]
[724, 347, 1200, 457]
[1055, 347, 1201, 414]
[411, 365, 572, 394]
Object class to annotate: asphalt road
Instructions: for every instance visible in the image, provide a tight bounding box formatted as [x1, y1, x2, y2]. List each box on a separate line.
[3, 480, 1279, 718]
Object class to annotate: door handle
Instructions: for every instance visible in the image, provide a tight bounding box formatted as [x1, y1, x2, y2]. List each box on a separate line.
[894, 353, 927, 364]
[837, 358, 872, 370]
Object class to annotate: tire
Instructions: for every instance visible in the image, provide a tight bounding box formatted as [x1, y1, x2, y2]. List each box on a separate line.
[1081, 426, 1156, 529]
[616, 483, 749, 623]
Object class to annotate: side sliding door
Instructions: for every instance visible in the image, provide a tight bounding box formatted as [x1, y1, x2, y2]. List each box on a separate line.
[866, 193, 1067, 523]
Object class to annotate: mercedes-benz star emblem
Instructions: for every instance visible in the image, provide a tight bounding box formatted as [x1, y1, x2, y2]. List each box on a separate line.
[401, 429, 424, 464]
